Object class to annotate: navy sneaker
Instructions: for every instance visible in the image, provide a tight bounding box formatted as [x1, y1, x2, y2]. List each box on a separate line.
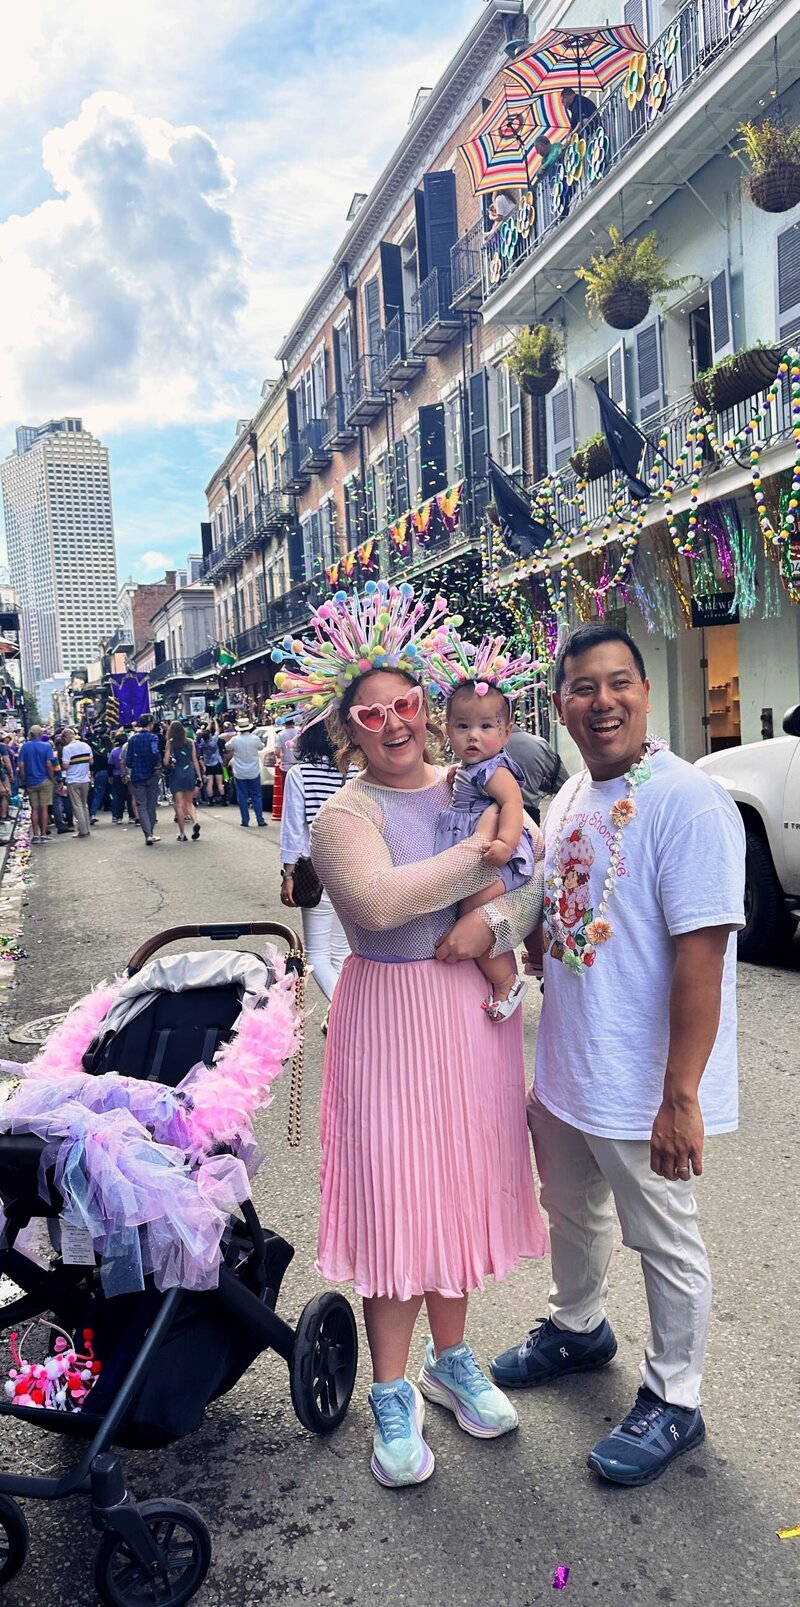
[587, 1387, 705, 1486]
[490, 1316, 617, 1389]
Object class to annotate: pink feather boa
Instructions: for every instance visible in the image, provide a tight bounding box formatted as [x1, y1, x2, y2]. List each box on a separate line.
[15, 961, 301, 1156]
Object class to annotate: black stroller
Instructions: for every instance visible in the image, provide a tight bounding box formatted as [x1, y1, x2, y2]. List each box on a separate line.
[0, 922, 358, 1606]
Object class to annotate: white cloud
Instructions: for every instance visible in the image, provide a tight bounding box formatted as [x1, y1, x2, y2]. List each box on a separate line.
[0, 91, 247, 431]
[135, 550, 174, 573]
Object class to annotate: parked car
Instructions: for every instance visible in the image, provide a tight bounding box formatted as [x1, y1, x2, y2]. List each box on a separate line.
[695, 705, 800, 961]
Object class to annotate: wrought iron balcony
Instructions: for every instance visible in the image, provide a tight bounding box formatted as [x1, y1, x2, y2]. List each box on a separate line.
[324, 391, 358, 450]
[280, 440, 309, 494]
[149, 657, 192, 686]
[256, 489, 290, 533]
[450, 220, 484, 311]
[375, 313, 425, 390]
[299, 417, 332, 474]
[409, 268, 460, 356]
[345, 354, 385, 425]
[189, 647, 219, 674]
[481, 0, 794, 319]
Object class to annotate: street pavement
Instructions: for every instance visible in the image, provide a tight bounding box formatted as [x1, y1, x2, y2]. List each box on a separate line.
[0, 801, 797, 1607]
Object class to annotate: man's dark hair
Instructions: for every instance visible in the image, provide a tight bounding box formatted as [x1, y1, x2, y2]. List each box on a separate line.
[554, 623, 647, 692]
[295, 719, 336, 766]
[138, 714, 153, 728]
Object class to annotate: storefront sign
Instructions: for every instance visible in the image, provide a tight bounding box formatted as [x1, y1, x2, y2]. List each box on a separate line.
[226, 689, 246, 710]
[188, 695, 207, 717]
[690, 593, 739, 628]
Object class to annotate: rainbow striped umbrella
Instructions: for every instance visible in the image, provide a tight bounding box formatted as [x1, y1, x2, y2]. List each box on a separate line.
[459, 85, 572, 194]
[505, 24, 646, 99]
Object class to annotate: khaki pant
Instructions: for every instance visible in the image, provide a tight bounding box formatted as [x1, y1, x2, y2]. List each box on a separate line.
[528, 1089, 712, 1409]
[67, 781, 91, 837]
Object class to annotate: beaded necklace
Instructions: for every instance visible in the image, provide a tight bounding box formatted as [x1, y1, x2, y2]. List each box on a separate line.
[546, 735, 669, 976]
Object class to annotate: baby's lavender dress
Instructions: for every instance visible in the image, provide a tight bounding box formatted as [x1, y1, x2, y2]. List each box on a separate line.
[434, 751, 536, 892]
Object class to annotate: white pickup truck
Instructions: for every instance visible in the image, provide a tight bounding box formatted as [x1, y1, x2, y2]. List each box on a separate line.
[696, 706, 800, 961]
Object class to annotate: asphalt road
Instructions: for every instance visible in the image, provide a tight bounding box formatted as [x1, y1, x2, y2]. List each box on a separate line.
[0, 802, 797, 1607]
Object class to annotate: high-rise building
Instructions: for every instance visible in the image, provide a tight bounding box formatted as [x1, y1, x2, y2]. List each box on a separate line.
[0, 417, 118, 695]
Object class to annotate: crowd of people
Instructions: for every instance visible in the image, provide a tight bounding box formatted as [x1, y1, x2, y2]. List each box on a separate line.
[7, 709, 299, 846]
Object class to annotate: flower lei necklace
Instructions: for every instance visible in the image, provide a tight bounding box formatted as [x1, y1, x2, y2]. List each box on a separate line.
[546, 735, 669, 976]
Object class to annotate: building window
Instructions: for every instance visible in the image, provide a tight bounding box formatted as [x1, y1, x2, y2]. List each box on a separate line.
[374, 453, 390, 531]
[406, 426, 422, 504]
[495, 366, 522, 475]
[445, 394, 464, 483]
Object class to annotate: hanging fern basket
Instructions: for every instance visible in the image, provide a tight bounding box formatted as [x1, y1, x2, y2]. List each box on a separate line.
[747, 162, 800, 213]
[691, 346, 781, 412]
[598, 286, 651, 330]
[569, 439, 613, 481]
[518, 366, 561, 397]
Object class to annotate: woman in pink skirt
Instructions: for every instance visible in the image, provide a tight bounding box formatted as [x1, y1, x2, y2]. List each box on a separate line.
[273, 586, 546, 1488]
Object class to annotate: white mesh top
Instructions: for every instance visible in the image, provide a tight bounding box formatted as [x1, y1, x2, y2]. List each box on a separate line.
[311, 771, 543, 962]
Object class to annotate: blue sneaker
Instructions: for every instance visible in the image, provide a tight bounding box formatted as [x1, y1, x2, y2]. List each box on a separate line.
[490, 1316, 617, 1388]
[587, 1387, 705, 1486]
[418, 1338, 518, 1438]
[368, 1380, 434, 1488]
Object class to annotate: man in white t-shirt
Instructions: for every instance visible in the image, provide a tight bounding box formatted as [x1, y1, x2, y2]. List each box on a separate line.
[224, 726, 266, 828]
[61, 728, 94, 839]
[491, 623, 745, 1487]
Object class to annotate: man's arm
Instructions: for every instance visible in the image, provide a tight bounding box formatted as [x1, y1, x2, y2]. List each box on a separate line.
[649, 925, 733, 1180]
[46, 759, 55, 782]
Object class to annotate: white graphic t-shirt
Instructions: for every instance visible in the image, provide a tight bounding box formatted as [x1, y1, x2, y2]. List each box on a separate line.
[536, 748, 745, 1140]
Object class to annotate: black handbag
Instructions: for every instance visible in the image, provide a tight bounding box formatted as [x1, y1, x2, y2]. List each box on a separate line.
[292, 855, 324, 909]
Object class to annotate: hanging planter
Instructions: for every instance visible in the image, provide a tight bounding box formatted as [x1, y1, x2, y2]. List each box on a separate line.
[692, 345, 781, 412]
[569, 435, 613, 481]
[738, 119, 800, 214]
[502, 323, 564, 397]
[577, 227, 693, 331]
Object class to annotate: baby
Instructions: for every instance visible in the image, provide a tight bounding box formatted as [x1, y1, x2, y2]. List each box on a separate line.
[434, 680, 541, 1022]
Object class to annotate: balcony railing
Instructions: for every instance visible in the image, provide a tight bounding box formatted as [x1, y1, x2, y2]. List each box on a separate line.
[280, 440, 309, 494]
[149, 657, 192, 686]
[509, 358, 798, 554]
[344, 354, 385, 425]
[375, 313, 425, 390]
[482, 0, 771, 300]
[324, 391, 358, 450]
[299, 416, 332, 473]
[409, 268, 460, 356]
[450, 220, 484, 310]
[189, 648, 219, 675]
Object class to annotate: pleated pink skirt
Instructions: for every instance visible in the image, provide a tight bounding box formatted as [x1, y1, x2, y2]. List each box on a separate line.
[317, 955, 547, 1301]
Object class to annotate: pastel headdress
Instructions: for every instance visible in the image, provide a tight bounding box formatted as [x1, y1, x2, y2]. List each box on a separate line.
[422, 624, 542, 704]
[270, 581, 449, 725]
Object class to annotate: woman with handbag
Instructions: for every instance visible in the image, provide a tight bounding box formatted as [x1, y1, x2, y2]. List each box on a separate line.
[279, 720, 349, 1028]
[271, 583, 546, 1491]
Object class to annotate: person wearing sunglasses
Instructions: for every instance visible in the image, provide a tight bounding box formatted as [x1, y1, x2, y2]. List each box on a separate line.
[272, 584, 546, 1493]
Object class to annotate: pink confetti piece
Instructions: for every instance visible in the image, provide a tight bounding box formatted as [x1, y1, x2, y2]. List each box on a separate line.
[553, 1567, 570, 1590]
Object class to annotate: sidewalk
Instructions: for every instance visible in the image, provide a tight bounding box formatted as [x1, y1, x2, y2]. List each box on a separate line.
[0, 802, 31, 1006]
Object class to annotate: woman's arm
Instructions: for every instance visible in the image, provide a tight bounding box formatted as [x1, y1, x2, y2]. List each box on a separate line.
[480, 768, 524, 867]
[191, 742, 202, 782]
[279, 767, 308, 866]
[311, 793, 501, 932]
[163, 741, 172, 768]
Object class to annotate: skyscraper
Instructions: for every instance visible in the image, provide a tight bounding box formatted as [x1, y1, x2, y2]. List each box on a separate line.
[1, 418, 118, 697]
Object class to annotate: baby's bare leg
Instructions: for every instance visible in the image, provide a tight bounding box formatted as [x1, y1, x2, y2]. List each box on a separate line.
[459, 883, 517, 1002]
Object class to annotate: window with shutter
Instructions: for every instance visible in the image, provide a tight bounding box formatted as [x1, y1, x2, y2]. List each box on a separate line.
[468, 370, 490, 517]
[776, 223, 800, 341]
[256, 573, 266, 619]
[419, 404, 448, 499]
[380, 243, 404, 324]
[364, 277, 382, 358]
[547, 382, 575, 471]
[635, 319, 664, 422]
[366, 465, 378, 536]
[394, 438, 410, 514]
[709, 267, 734, 361]
[422, 171, 458, 305]
[623, 0, 646, 42]
[607, 340, 628, 412]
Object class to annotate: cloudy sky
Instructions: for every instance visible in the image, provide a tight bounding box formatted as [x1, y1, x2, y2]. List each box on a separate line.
[0, 0, 477, 582]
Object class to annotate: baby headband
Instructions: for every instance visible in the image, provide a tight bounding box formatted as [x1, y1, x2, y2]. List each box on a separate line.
[422, 625, 542, 703]
[269, 581, 450, 726]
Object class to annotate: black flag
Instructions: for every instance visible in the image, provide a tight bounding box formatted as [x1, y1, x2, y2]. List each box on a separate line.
[591, 380, 652, 501]
[488, 458, 552, 558]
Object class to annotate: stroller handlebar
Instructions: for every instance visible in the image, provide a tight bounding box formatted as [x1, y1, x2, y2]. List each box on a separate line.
[126, 923, 303, 976]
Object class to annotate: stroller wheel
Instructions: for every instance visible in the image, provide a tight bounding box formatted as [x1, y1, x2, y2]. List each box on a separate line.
[0, 1495, 29, 1586]
[94, 1499, 211, 1607]
[289, 1290, 358, 1434]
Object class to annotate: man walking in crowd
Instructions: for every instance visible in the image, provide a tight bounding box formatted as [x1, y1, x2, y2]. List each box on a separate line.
[60, 728, 93, 838]
[18, 724, 55, 844]
[505, 725, 569, 824]
[492, 622, 745, 1487]
[224, 724, 266, 828]
[124, 714, 162, 845]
